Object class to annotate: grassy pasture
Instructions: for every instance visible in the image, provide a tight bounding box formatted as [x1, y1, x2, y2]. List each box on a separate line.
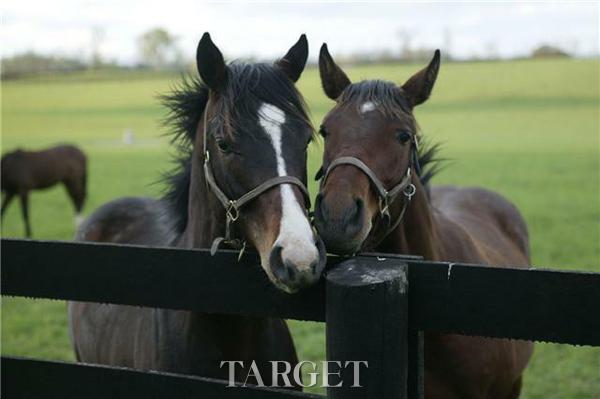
[1, 58, 599, 397]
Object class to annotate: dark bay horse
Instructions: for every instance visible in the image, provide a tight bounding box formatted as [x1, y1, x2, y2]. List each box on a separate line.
[314, 44, 533, 398]
[68, 33, 326, 387]
[1, 144, 87, 237]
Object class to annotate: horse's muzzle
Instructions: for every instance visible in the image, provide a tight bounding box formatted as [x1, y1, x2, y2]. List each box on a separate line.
[313, 192, 368, 255]
[268, 235, 326, 294]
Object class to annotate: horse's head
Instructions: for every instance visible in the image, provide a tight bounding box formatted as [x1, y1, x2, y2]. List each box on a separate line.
[313, 44, 440, 254]
[195, 33, 325, 293]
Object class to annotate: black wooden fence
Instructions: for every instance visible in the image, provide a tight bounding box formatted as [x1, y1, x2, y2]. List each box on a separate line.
[1, 238, 599, 398]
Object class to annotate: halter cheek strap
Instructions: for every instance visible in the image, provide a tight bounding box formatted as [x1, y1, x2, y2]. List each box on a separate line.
[202, 106, 311, 258]
[322, 157, 413, 220]
[318, 136, 418, 250]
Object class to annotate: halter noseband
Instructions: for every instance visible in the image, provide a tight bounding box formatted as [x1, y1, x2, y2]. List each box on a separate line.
[318, 135, 418, 249]
[202, 105, 311, 257]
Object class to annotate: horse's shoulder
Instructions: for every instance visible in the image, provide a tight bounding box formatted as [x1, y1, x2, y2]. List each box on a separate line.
[430, 185, 530, 266]
[77, 197, 175, 246]
[432, 185, 524, 223]
[432, 184, 507, 204]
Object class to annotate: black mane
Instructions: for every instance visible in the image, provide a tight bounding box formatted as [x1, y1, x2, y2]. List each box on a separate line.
[160, 63, 311, 233]
[337, 79, 442, 188]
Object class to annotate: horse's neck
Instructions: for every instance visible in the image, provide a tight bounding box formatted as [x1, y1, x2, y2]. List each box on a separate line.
[377, 180, 443, 261]
[178, 154, 225, 248]
[175, 152, 276, 339]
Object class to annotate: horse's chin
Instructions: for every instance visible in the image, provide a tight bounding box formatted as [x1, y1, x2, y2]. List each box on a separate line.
[319, 220, 372, 256]
[322, 241, 362, 256]
[272, 278, 301, 294]
[261, 259, 325, 294]
[259, 262, 301, 294]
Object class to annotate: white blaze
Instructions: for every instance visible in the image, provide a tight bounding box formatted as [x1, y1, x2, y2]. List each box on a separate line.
[360, 101, 377, 113]
[258, 103, 318, 271]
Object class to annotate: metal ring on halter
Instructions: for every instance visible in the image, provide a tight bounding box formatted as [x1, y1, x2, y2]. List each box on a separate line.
[404, 184, 416, 200]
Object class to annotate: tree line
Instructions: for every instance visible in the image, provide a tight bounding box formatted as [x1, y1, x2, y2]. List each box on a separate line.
[1, 27, 572, 80]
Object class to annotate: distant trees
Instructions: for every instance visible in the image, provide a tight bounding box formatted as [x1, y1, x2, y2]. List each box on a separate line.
[531, 45, 570, 59]
[137, 28, 182, 70]
[1, 27, 186, 80]
[1, 52, 87, 79]
[0, 28, 580, 80]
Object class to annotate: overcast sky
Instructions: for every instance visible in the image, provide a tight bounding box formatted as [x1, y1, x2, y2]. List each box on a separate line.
[2, 1, 598, 64]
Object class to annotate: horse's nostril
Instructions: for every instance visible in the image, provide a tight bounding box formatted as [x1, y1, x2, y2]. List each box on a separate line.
[270, 246, 305, 286]
[269, 245, 288, 281]
[350, 198, 363, 224]
[355, 198, 363, 213]
[310, 259, 318, 274]
[285, 262, 297, 280]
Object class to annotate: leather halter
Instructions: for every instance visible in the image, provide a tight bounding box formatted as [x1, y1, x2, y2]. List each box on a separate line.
[318, 135, 419, 248]
[202, 105, 311, 257]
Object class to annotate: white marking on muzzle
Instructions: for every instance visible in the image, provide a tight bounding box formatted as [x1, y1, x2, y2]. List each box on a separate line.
[259, 103, 319, 272]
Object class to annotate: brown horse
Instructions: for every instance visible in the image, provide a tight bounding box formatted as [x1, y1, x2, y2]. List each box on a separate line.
[313, 44, 534, 398]
[69, 33, 326, 387]
[1, 144, 87, 237]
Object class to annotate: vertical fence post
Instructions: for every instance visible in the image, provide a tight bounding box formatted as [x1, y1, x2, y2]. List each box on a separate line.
[407, 328, 424, 399]
[326, 257, 408, 399]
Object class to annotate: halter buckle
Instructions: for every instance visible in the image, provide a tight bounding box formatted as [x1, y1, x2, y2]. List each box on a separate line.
[226, 200, 240, 222]
[379, 197, 390, 218]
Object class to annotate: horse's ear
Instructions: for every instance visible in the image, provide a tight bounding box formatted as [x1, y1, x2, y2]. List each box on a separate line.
[275, 34, 308, 83]
[401, 49, 440, 107]
[196, 32, 227, 91]
[319, 43, 351, 100]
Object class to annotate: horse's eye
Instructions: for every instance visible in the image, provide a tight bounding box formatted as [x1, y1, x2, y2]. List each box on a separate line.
[319, 125, 328, 138]
[397, 131, 412, 144]
[216, 138, 232, 153]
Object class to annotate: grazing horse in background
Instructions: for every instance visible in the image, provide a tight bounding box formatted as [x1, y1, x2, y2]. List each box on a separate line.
[69, 33, 326, 388]
[313, 45, 533, 398]
[1, 144, 87, 237]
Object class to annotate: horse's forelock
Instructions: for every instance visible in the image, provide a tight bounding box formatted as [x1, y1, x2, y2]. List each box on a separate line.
[160, 62, 312, 234]
[335, 79, 443, 190]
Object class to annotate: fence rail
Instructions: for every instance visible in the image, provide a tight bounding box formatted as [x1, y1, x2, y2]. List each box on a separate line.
[2, 238, 599, 345]
[1, 357, 320, 399]
[2, 238, 600, 398]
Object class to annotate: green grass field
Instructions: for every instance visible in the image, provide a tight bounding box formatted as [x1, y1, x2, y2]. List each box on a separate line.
[2, 58, 599, 397]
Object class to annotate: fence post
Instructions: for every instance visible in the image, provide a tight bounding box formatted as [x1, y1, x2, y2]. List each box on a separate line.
[407, 328, 424, 399]
[325, 257, 408, 399]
